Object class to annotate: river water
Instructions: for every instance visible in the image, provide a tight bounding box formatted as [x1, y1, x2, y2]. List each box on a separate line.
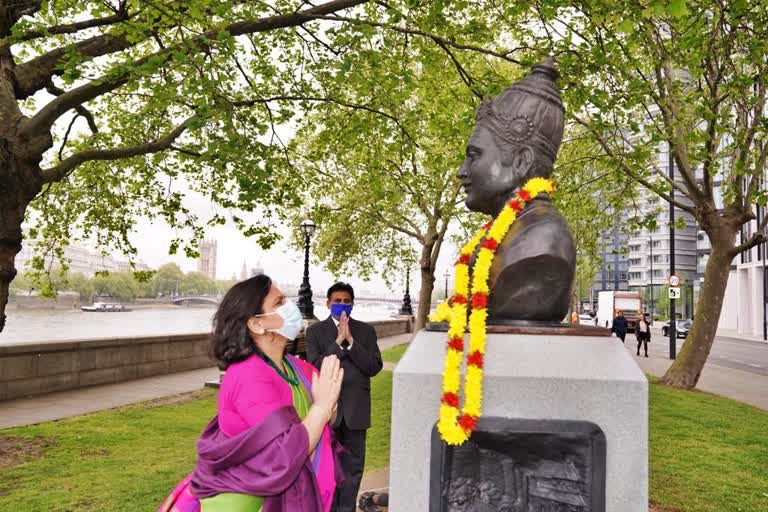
[0, 302, 403, 344]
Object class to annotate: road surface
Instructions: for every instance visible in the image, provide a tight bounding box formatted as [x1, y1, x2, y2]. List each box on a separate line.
[644, 328, 768, 376]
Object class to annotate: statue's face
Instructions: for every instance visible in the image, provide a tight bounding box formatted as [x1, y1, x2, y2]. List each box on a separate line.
[457, 125, 530, 216]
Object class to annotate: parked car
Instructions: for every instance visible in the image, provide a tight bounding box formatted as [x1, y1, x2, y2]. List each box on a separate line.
[662, 319, 692, 338]
[579, 313, 595, 325]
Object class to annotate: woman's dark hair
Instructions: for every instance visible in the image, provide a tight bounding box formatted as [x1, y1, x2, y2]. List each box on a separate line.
[327, 281, 355, 300]
[210, 274, 272, 370]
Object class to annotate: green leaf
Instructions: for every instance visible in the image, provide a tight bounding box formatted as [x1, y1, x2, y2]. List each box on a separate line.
[669, 0, 689, 18]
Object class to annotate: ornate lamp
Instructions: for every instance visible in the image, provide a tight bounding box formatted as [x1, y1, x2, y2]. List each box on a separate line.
[297, 217, 317, 319]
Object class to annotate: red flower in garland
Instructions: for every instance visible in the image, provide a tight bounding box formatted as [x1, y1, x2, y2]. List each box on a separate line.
[481, 221, 493, 230]
[448, 337, 464, 351]
[441, 392, 460, 408]
[467, 350, 484, 368]
[458, 414, 478, 431]
[518, 189, 532, 201]
[452, 294, 468, 305]
[481, 238, 498, 251]
[508, 198, 522, 211]
[456, 253, 471, 265]
[471, 292, 488, 309]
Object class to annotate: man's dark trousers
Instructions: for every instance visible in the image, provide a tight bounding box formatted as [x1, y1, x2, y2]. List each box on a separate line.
[332, 417, 366, 512]
[306, 316, 383, 512]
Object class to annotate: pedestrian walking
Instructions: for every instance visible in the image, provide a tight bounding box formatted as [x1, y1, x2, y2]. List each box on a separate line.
[636, 312, 651, 357]
[611, 311, 628, 343]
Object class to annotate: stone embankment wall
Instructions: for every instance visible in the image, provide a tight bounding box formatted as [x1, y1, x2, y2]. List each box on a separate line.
[0, 318, 412, 401]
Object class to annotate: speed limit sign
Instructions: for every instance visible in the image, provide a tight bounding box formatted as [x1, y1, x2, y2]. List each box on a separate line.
[669, 274, 681, 287]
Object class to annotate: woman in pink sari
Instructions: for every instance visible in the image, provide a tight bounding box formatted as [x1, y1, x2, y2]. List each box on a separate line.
[159, 274, 344, 512]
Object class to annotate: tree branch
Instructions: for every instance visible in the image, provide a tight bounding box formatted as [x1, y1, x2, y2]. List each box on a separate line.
[731, 212, 768, 257]
[309, 13, 523, 64]
[741, 78, 767, 210]
[432, 38, 482, 99]
[14, 28, 150, 99]
[573, 114, 697, 216]
[375, 210, 424, 242]
[40, 115, 196, 183]
[233, 94, 417, 146]
[20, 0, 369, 137]
[658, 60, 706, 203]
[10, 9, 132, 43]
[45, 81, 98, 133]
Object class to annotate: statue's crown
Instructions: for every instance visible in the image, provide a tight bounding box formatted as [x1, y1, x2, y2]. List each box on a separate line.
[475, 58, 564, 161]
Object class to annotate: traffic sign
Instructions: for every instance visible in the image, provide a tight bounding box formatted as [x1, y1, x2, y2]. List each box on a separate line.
[669, 274, 680, 287]
[669, 287, 681, 299]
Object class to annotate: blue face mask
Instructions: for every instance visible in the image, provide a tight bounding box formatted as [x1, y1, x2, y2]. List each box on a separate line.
[256, 300, 303, 340]
[331, 303, 353, 318]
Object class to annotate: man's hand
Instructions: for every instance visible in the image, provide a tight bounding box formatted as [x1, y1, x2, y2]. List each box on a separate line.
[335, 312, 354, 347]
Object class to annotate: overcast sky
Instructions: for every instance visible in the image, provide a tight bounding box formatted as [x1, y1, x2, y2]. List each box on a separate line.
[25, 59, 461, 299]
[128, 188, 459, 297]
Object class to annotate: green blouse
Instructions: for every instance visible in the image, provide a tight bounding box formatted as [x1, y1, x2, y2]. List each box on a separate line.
[200, 359, 312, 512]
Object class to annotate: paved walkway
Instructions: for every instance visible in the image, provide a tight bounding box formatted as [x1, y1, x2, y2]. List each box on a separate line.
[716, 328, 768, 344]
[621, 340, 768, 410]
[0, 367, 221, 429]
[0, 332, 416, 430]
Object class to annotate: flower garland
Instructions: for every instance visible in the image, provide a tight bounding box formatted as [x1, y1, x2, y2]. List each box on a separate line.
[429, 177, 557, 445]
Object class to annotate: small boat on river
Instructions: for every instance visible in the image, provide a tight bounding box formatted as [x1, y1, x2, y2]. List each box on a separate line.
[81, 302, 132, 312]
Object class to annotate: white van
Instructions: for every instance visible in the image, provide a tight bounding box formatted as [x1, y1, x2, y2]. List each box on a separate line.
[596, 291, 643, 331]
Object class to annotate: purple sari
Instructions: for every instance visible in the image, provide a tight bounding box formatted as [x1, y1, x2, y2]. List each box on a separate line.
[158, 355, 343, 512]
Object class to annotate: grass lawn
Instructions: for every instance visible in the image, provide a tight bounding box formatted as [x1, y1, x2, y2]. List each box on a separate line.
[1, 352, 766, 511]
[0, 373, 395, 512]
[647, 378, 768, 512]
[380, 342, 409, 363]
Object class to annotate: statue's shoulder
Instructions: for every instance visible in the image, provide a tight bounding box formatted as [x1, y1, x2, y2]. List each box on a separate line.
[499, 197, 575, 262]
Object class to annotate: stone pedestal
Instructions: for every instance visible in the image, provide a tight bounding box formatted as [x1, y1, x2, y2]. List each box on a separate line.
[389, 330, 647, 511]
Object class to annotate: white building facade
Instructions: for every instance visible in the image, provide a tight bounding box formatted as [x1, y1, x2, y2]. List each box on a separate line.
[701, 210, 767, 338]
[15, 240, 148, 277]
[626, 147, 698, 319]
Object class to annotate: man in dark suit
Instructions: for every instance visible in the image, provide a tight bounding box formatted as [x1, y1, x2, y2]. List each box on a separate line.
[612, 310, 628, 343]
[306, 282, 383, 512]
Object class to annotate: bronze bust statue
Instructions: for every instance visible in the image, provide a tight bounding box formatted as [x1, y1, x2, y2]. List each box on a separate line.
[457, 58, 576, 324]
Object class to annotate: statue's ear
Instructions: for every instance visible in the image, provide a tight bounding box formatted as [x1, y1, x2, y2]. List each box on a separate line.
[511, 146, 534, 174]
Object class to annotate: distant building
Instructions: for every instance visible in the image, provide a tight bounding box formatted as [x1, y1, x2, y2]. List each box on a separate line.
[697, 173, 764, 337]
[593, 220, 630, 293]
[250, 261, 264, 278]
[15, 240, 148, 278]
[197, 239, 218, 280]
[240, 260, 248, 281]
[626, 147, 698, 318]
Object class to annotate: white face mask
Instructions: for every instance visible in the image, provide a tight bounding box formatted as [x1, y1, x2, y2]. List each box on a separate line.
[254, 300, 303, 340]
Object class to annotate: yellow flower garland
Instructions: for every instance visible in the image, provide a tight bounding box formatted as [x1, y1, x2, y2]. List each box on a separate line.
[429, 177, 557, 445]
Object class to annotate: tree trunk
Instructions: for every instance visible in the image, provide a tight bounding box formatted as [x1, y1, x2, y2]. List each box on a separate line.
[569, 286, 579, 322]
[661, 231, 735, 389]
[0, 174, 30, 332]
[0, 123, 49, 332]
[415, 241, 436, 330]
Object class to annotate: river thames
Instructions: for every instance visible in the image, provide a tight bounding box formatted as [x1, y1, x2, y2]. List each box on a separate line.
[0, 302, 403, 344]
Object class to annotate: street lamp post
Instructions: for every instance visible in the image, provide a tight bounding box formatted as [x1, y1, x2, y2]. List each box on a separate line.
[763, 233, 767, 341]
[399, 268, 413, 316]
[444, 270, 450, 300]
[669, 146, 677, 359]
[297, 218, 317, 320]
[649, 236, 654, 319]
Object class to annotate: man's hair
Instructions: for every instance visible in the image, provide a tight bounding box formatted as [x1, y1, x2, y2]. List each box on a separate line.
[327, 282, 355, 300]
